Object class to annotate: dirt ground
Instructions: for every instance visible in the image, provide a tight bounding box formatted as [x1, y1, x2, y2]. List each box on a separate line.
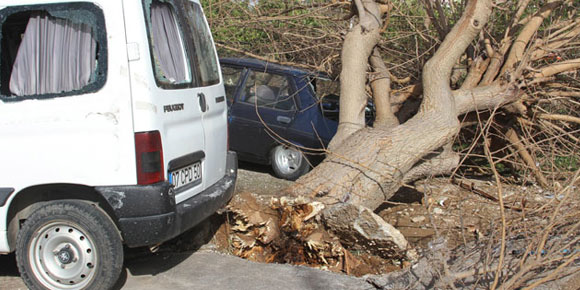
[209, 162, 579, 283]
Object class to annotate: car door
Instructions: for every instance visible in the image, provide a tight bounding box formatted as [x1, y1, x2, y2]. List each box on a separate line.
[229, 69, 297, 162]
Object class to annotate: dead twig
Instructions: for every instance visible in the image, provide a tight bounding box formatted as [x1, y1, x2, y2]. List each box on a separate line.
[451, 179, 526, 212]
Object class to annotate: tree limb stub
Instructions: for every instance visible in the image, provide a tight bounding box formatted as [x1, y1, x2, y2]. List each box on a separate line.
[402, 145, 461, 184]
[322, 203, 415, 260]
[460, 57, 491, 90]
[454, 83, 520, 115]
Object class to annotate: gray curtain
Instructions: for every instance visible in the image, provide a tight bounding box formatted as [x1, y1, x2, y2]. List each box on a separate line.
[9, 14, 97, 96]
[151, 3, 188, 83]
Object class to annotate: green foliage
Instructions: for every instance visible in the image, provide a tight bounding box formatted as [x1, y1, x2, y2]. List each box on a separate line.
[554, 155, 579, 172]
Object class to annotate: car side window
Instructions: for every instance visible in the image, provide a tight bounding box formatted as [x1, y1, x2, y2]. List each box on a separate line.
[143, 0, 191, 87]
[0, 3, 106, 101]
[241, 70, 296, 111]
[222, 66, 244, 103]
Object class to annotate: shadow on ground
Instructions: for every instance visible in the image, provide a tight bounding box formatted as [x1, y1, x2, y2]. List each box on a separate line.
[0, 253, 19, 276]
[115, 213, 225, 288]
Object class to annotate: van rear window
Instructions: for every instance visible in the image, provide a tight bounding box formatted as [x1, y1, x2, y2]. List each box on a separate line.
[143, 0, 220, 89]
[0, 3, 107, 101]
[143, 0, 192, 87]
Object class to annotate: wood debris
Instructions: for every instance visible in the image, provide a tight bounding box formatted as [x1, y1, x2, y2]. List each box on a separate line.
[225, 191, 413, 276]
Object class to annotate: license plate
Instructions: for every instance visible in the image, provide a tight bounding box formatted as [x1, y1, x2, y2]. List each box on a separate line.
[169, 162, 201, 190]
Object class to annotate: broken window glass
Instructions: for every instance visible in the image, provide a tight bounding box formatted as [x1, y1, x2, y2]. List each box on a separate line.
[183, 1, 219, 87]
[0, 3, 106, 99]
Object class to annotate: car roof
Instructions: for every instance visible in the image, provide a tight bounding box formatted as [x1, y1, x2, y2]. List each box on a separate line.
[220, 57, 328, 79]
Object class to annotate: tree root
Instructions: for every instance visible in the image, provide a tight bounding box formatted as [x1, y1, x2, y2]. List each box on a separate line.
[225, 192, 415, 275]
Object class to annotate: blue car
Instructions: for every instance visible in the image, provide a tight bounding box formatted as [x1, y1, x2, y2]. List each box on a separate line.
[220, 58, 340, 180]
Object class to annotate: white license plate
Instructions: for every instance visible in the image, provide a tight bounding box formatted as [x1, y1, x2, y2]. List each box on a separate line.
[169, 162, 201, 190]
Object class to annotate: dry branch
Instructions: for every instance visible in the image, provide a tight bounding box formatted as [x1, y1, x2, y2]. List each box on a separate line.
[505, 127, 550, 188]
[538, 113, 580, 124]
[533, 58, 580, 78]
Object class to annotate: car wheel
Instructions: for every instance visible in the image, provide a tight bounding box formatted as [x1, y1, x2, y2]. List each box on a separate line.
[16, 200, 123, 290]
[271, 145, 309, 180]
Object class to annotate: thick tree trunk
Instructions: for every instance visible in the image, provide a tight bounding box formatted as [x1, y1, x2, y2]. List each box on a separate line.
[289, 0, 501, 212]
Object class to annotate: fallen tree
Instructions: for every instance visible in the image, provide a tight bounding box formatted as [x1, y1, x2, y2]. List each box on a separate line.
[207, 0, 580, 286]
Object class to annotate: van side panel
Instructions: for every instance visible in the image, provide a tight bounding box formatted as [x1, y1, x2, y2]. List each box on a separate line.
[0, 232, 8, 254]
[0, 0, 135, 252]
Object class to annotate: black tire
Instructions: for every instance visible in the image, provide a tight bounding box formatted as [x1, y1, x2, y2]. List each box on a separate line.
[270, 145, 309, 180]
[15, 200, 123, 290]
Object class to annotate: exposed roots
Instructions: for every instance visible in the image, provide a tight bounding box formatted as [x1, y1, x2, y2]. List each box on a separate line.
[224, 192, 415, 276]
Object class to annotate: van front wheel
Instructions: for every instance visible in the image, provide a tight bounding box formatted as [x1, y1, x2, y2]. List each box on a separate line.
[271, 145, 309, 180]
[16, 200, 123, 290]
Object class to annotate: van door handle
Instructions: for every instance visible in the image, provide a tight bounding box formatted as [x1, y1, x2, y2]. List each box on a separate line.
[198, 93, 207, 113]
[276, 116, 291, 124]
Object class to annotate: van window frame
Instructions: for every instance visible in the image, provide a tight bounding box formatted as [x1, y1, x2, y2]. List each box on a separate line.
[142, 0, 194, 90]
[0, 2, 108, 102]
[142, 0, 222, 90]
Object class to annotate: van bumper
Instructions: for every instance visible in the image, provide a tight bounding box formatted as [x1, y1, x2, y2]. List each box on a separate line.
[96, 152, 237, 248]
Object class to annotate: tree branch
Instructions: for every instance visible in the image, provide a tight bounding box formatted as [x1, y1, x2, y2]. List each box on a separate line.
[537, 113, 580, 124]
[328, 0, 383, 150]
[533, 58, 580, 78]
[402, 145, 460, 184]
[505, 127, 550, 188]
[370, 48, 398, 127]
[422, 0, 492, 115]
[501, 0, 561, 75]
[454, 84, 520, 115]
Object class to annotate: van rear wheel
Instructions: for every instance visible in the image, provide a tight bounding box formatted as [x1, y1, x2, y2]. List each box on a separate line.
[15, 200, 123, 290]
[271, 145, 309, 180]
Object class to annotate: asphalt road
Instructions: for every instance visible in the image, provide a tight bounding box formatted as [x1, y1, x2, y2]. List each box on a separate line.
[0, 168, 372, 290]
[0, 250, 372, 290]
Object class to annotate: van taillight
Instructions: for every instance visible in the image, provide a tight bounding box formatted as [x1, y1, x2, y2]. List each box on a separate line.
[135, 131, 164, 185]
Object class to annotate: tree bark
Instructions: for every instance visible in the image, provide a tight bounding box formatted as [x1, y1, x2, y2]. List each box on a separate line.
[290, 0, 498, 211]
[370, 48, 398, 127]
[328, 0, 383, 150]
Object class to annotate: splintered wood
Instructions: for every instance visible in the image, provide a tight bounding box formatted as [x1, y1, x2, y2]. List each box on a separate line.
[225, 191, 413, 276]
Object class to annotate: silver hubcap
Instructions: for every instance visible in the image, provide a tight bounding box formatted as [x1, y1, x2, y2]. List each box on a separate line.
[29, 221, 97, 289]
[274, 146, 303, 175]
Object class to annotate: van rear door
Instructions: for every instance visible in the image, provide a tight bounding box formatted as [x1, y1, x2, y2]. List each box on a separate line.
[182, 0, 228, 189]
[123, 0, 226, 203]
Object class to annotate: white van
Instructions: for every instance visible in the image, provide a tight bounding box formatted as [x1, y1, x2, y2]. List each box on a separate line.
[0, 0, 237, 289]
